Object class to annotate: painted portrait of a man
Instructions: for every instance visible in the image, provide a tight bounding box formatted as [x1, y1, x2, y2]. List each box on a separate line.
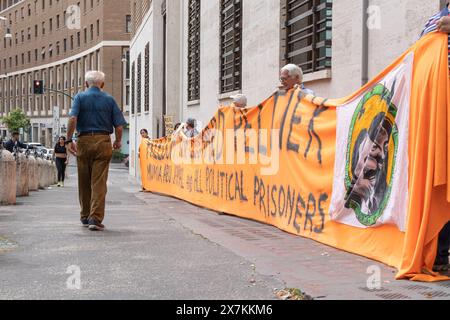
[345, 112, 394, 215]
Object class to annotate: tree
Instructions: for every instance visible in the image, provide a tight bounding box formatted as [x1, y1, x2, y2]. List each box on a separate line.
[1, 108, 31, 133]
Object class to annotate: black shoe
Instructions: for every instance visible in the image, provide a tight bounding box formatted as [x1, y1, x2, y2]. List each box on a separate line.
[81, 219, 89, 228]
[88, 219, 105, 231]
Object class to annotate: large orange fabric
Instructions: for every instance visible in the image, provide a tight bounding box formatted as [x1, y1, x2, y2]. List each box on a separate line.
[140, 33, 450, 281]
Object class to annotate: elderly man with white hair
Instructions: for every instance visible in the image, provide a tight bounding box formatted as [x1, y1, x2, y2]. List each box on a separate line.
[279, 64, 315, 95]
[231, 94, 247, 108]
[66, 70, 126, 231]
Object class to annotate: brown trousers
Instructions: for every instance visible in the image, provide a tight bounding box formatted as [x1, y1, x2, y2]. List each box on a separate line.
[76, 135, 112, 223]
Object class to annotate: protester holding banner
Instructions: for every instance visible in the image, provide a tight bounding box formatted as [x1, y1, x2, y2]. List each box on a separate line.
[184, 118, 199, 138]
[230, 94, 247, 108]
[279, 64, 315, 95]
[421, 2, 450, 272]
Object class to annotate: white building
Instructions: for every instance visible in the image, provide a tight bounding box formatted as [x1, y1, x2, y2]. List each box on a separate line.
[129, 0, 446, 178]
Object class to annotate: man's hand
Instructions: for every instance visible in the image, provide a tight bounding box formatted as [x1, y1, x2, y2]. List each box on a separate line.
[67, 141, 77, 156]
[113, 141, 122, 150]
[437, 16, 450, 33]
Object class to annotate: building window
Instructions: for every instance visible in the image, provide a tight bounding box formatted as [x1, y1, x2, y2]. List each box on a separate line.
[280, 0, 332, 74]
[126, 15, 131, 33]
[144, 43, 149, 112]
[188, 0, 200, 101]
[219, 0, 242, 94]
[136, 54, 141, 114]
[131, 61, 135, 115]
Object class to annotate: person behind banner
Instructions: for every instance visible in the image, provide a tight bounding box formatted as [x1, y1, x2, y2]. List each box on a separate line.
[421, 2, 450, 273]
[279, 64, 315, 95]
[184, 118, 199, 138]
[230, 94, 247, 108]
[66, 71, 126, 232]
[140, 128, 149, 139]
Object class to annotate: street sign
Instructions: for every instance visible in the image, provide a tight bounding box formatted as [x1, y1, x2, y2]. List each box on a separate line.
[164, 115, 174, 136]
[52, 106, 60, 145]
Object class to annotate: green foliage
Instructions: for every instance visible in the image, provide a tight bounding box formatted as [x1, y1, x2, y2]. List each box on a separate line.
[0, 109, 31, 133]
[112, 150, 126, 162]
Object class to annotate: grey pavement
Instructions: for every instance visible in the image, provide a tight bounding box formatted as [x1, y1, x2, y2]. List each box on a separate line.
[0, 163, 449, 300]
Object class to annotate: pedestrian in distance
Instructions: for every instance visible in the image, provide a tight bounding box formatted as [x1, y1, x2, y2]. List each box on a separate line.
[54, 136, 69, 187]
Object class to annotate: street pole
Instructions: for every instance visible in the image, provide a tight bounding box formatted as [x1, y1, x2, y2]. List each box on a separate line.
[43, 87, 74, 100]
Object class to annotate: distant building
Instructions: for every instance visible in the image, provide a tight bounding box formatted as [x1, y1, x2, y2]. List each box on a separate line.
[0, 0, 131, 151]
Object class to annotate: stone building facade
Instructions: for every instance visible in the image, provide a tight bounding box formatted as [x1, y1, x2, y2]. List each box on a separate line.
[0, 0, 131, 149]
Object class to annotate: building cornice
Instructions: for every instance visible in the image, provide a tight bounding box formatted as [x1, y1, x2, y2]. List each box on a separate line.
[0, 0, 26, 15]
[0, 40, 130, 79]
[130, 6, 154, 48]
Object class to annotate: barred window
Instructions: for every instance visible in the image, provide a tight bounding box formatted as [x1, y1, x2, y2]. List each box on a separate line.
[281, 0, 332, 74]
[188, 0, 200, 101]
[131, 61, 135, 115]
[144, 43, 150, 112]
[136, 53, 142, 114]
[220, 0, 242, 94]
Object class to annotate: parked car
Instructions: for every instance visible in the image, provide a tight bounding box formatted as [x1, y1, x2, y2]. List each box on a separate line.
[25, 143, 44, 151]
[40, 148, 55, 160]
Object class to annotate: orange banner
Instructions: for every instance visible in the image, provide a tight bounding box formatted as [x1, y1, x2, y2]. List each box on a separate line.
[140, 33, 450, 281]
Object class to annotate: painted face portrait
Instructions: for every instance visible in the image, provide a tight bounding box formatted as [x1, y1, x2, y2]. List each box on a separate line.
[347, 113, 392, 214]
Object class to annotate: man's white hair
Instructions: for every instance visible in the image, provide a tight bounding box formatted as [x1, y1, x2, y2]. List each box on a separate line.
[281, 64, 303, 82]
[231, 94, 247, 107]
[85, 71, 105, 87]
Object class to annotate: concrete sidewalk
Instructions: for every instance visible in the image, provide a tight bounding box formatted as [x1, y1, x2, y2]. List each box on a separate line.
[0, 163, 449, 300]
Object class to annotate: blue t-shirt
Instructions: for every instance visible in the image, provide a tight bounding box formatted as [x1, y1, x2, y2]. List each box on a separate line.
[69, 87, 127, 134]
[421, 4, 450, 70]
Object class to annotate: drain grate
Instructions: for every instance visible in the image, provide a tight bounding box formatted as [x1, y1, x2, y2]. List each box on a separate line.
[358, 287, 390, 293]
[223, 229, 259, 241]
[200, 219, 226, 228]
[402, 284, 431, 291]
[376, 293, 411, 300]
[419, 291, 450, 298]
[245, 228, 283, 239]
[437, 281, 450, 289]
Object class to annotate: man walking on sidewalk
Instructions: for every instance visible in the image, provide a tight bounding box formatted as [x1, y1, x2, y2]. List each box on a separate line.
[66, 71, 126, 231]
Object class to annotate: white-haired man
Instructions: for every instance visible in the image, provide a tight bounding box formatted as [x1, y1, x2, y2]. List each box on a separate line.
[231, 94, 247, 108]
[279, 64, 315, 95]
[66, 71, 126, 231]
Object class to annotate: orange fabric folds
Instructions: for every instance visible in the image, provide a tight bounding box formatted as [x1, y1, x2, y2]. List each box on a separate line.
[140, 33, 450, 281]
